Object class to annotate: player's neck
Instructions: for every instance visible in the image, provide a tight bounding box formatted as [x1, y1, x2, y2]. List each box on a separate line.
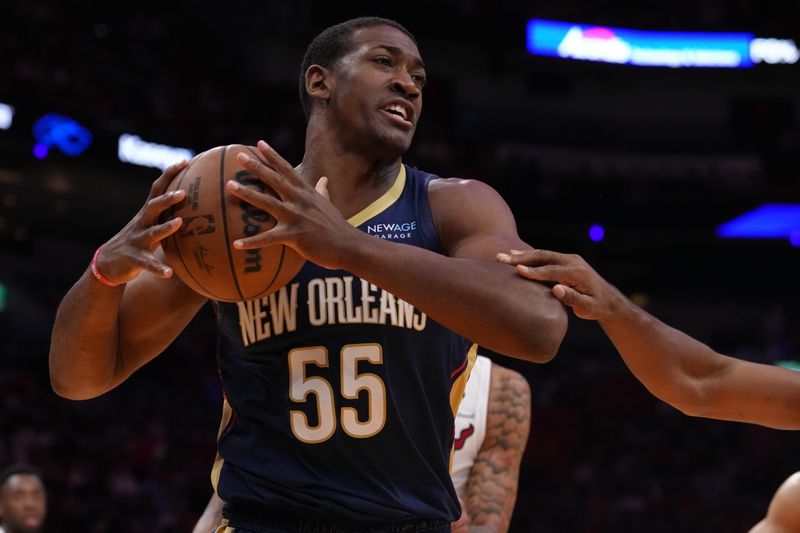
[299, 129, 403, 218]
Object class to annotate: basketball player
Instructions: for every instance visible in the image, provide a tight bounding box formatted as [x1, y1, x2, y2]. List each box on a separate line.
[192, 356, 532, 533]
[0, 465, 47, 533]
[497, 248, 800, 531]
[49, 17, 567, 532]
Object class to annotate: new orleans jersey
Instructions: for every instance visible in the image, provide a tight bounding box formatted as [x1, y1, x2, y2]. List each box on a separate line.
[213, 165, 476, 523]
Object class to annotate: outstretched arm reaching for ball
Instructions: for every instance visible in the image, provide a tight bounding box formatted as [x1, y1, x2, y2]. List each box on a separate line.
[49, 161, 208, 400]
[498, 249, 800, 429]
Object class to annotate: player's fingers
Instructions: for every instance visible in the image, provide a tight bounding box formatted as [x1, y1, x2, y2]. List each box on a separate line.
[243, 145, 269, 167]
[232, 229, 281, 250]
[519, 248, 577, 266]
[514, 263, 576, 284]
[552, 284, 592, 310]
[145, 217, 183, 245]
[255, 140, 302, 183]
[236, 152, 296, 199]
[133, 251, 174, 278]
[104, 249, 172, 281]
[315, 176, 330, 200]
[148, 160, 189, 198]
[226, 180, 287, 218]
[498, 248, 568, 267]
[143, 189, 186, 218]
[139, 190, 186, 228]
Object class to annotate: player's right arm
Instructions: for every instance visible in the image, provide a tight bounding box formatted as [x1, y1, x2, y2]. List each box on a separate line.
[499, 249, 800, 430]
[749, 472, 800, 533]
[49, 161, 208, 400]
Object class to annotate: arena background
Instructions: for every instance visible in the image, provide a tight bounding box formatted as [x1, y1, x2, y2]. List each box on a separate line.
[2, 1, 800, 531]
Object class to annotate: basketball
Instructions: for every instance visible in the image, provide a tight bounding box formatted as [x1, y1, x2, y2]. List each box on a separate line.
[161, 144, 304, 302]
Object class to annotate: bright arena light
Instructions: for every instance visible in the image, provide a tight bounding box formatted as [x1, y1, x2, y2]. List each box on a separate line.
[750, 38, 800, 64]
[589, 224, 605, 242]
[717, 204, 800, 244]
[118, 134, 195, 171]
[527, 18, 753, 68]
[0, 102, 14, 130]
[33, 113, 93, 157]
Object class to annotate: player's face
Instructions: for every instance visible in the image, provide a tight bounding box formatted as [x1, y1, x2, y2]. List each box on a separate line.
[328, 25, 426, 156]
[0, 474, 47, 533]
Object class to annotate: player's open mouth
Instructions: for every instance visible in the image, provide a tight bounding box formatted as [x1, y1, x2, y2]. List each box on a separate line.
[381, 102, 414, 129]
[385, 104, 408, 120]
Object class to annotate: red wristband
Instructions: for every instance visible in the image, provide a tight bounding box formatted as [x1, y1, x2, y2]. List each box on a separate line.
[90, 246, 122, 287]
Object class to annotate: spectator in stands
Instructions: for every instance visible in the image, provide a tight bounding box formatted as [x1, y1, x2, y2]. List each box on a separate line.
[0, 464, 46, 533]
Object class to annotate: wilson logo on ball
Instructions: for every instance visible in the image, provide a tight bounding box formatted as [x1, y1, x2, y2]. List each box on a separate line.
[235, 169, 270, 274]
[160, 144, 305, 302]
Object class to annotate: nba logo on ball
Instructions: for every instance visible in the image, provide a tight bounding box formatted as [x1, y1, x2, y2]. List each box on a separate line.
[179, 215, 216, 237]
[161, 145, 305, 302]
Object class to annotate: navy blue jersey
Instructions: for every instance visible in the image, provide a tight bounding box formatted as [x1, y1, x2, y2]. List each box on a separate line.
[212, 165, 476, 522]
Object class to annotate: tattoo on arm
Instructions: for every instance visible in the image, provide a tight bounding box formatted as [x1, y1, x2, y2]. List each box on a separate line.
[464, 366, 531, 532]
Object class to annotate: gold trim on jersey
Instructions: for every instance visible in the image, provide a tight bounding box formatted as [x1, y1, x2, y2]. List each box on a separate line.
[211, 397, 233, 491]
[346, 165, 407, 228]
[449, 343, 478, 472]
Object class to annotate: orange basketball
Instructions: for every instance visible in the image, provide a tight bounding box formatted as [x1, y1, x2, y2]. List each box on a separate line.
[161, 144, 304, 302]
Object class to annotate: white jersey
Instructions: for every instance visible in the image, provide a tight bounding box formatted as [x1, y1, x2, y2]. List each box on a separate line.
[451, 354, 492, 496]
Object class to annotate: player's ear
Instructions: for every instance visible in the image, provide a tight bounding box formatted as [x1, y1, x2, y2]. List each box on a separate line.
[305, 65, 331, 105]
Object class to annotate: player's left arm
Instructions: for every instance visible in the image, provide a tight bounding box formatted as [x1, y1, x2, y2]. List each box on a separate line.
[192, 492, 224, 533]
[422, 177, 568, 360]
[463, 364, 532, 532]
[229, 143, 567, 362]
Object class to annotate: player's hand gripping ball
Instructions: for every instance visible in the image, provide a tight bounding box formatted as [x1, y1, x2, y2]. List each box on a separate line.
[161, 145, 304, 301]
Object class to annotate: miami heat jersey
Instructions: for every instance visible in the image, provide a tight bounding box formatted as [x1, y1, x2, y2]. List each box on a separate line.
[451, 355, 492, 496]
[212, 164, 476, 523]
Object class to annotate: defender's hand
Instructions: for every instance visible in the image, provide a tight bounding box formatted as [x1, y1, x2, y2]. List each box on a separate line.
[497, 248, 625, 321]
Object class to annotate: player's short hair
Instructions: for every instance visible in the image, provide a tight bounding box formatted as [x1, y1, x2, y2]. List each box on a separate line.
[0, 464, 43, 491]
[299, 17, 417, 120]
